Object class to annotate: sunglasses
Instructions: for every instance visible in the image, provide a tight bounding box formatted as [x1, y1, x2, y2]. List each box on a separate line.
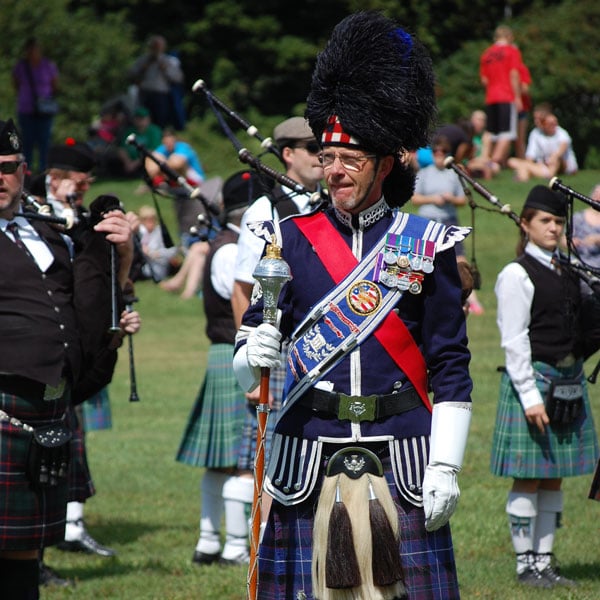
[0, 160, 23, 175]
[293, 141, 321, 155]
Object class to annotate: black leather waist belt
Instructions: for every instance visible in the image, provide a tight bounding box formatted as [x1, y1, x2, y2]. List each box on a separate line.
[298, 387, 423, 423]
[0, 375, 67, 401]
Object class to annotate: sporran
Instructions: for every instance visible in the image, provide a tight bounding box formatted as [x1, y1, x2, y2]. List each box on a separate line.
[545, 378, 583, 426]
[27, 422, 71, 488]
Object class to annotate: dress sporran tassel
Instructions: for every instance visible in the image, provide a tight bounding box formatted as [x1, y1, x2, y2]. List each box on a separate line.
[368, 476, 404, 586]
[326, 476, 361, 588]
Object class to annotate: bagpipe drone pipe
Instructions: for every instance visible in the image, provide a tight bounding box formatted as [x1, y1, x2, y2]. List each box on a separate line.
[190, 78, 328, 210]
[125, 133, 220, 246]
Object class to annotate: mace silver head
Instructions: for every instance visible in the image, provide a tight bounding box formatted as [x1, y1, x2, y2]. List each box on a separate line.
[253, 241, 292, 325]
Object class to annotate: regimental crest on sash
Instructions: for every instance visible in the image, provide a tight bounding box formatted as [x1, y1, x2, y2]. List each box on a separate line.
[302, 324, 335, 362]
[374, 233, 435, 295]
[346, 280, 381, 315]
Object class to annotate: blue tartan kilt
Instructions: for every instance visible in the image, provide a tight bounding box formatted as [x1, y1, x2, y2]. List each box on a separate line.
[81, 386, 112, 431]
[237, 360, 284, 472]
[0, 389, 71, 550]
[490, 360, 599, 479]
[176, 344, 247, 468]
[258, 450, 459, 600]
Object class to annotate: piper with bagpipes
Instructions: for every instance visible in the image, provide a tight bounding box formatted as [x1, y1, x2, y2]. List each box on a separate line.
[191, 81, 328, 594]
[0, 122, 140, 593]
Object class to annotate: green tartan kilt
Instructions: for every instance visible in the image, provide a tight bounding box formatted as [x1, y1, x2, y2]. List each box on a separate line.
[0, 390, 70, 550]
[176, 344, 246, 468]
[490, 360, 599, 479]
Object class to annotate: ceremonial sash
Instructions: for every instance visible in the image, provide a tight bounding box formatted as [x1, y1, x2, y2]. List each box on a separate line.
[286, 211, 439, 414]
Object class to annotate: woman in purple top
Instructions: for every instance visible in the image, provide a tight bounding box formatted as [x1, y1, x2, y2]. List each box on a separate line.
[12, 37, 59, 173]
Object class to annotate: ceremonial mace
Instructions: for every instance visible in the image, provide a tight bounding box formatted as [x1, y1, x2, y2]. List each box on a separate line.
[247, 239, 291, 600]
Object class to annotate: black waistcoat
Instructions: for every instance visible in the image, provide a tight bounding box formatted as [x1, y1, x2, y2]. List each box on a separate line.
[203, 227, 239, 344]
[0, 222, 81, 385]
[516, 253, 583, 364]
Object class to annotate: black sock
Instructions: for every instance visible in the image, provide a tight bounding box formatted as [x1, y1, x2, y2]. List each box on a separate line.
[0, 558, 40, 599]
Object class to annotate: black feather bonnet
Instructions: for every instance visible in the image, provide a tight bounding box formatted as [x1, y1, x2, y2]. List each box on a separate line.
[305, 11, 437, 207]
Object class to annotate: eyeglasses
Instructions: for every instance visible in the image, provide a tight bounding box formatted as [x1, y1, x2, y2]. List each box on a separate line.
[0, 160, 23, 175]
[293, 141, 321, 155]
[319, 151, 377, 172]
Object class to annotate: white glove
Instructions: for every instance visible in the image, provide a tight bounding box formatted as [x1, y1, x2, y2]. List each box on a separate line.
[233, 324, 282, 393]
[246, 323, 282, 369]
[423, 401, 472, 532]
[422, 464, 460, 531]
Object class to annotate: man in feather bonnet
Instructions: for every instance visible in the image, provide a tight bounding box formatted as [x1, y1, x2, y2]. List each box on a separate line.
[233, 11, 473, 600]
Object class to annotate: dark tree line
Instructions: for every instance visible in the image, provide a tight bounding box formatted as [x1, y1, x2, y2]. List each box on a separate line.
[1, 0, 598, 164]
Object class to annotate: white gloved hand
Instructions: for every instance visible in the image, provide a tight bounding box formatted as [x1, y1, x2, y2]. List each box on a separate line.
[246, 323, 282, 369]
[422, 463, 460, 532]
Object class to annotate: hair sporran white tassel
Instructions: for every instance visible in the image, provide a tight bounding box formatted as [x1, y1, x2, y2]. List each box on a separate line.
[312, 447, 405, 600]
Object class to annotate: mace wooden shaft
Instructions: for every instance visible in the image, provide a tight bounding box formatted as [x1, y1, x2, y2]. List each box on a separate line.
[247, 367, 271, 600]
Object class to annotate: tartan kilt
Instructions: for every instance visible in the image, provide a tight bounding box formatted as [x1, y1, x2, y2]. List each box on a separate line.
[490, 361, 599, 479]
[68, 405, 95, 502]
[236, 359, 284, 471]
[81, 386, 112, 431]
[0, 389, 71, 551]
[258, 450, 459, 600]
[176, 344, 246, 468]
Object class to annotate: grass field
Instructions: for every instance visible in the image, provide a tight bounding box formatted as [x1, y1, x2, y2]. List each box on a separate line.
[42, 168, 600, 599]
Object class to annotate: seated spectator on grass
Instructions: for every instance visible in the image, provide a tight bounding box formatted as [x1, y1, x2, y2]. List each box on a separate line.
[159, 239, 209, 300]
[465, 109, 497, 180]
[145, 127, 205, 190]
[87, 99, 131, 177]
[117, 106, 162, 178]
[507, 113, 578, 182]
[569, 184, 600, 270]
[133, 205, 179, 282]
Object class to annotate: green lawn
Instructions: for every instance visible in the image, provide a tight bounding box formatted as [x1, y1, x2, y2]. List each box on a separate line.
[43, 169, 600, 599]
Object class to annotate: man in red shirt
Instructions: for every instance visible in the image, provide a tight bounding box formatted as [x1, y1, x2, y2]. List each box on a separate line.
[480, 25, 523, 170]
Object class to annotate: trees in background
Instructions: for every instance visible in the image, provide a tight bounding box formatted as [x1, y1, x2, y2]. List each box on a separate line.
[0, 0, 598, 165]
[0, 0, 137, 142]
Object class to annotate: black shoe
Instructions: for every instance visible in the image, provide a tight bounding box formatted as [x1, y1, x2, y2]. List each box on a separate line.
[192, 550, 220, 565]
[517, 566, 553, 588]
[57, 530, 116, 557]
[39, 562, 72, 587]
[539, 564, 577, 587]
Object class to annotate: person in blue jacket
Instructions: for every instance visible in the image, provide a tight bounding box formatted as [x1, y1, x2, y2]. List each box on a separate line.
[233, 11, 473, 600]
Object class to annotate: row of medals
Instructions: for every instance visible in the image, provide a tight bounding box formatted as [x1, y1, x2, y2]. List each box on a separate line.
[378, 249, 432, 295]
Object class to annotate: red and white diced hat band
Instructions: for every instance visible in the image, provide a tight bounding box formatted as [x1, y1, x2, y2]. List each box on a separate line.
[321, 115, 361, 147]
